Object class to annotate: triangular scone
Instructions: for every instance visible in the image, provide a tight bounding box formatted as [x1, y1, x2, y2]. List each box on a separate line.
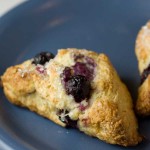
[1, 48, 141, 146]
[135, 21, 150, 116]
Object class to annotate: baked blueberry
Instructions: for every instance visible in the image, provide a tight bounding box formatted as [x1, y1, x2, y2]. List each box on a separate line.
[60, 67, 72, 82]
[85, 56, 96, 68]
[65, 75, 91, 103]
[58, 109, 77, 128]
[73, 55, 96, 80]
[141, 64, 150, 84]
[32, 52, 54, 65]
[73, 62, 93, 80]
[74, 54, 84, 61]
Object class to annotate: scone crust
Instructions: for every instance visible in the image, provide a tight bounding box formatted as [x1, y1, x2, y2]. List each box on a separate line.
[1, 48, 141, 146]
[136, 76, 150, 116]
[135, 21, 150, 74]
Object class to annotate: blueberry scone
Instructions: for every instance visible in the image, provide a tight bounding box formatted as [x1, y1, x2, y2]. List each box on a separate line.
[135, 21, 150, 116]
[1, 48, 141, 146]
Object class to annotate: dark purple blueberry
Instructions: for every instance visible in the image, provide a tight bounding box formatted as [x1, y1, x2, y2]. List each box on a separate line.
[36, 66, 46, 74]
[74, 54, 84, 61]
[32, 52, 54, 65]
[141, 64, 150, 84]
[64, 116, 78, 128]
[60, 67, 72, 82]
[73, 62, 93, 80]
[58, 110, 77, 128]
[65, 75, 91, 103]
[85, 56, 96, 68]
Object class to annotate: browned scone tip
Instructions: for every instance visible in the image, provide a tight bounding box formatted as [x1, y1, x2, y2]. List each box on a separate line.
[1, 48, 142, 146]
[0, 76, 3, 88]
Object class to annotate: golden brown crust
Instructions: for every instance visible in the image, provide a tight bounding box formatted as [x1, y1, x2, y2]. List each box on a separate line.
[78, 53, 141, 146]
[135, 21, 150, 116]
[135, 21, 150, 74]
[136, 76, 150, 116]
[1, 48, 142, 146]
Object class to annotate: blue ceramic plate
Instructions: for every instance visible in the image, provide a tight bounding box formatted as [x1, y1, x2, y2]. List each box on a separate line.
[0, 0, 150, 150]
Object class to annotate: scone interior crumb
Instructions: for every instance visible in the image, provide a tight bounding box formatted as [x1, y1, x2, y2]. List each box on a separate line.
[51, 49, 97, 127]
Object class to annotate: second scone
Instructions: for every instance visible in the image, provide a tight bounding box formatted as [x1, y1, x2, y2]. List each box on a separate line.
[135, 21, 150, 116]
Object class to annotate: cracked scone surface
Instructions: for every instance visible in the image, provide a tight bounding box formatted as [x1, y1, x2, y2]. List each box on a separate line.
[135, 21, 150, 116]
[1, 48, 141, 146]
